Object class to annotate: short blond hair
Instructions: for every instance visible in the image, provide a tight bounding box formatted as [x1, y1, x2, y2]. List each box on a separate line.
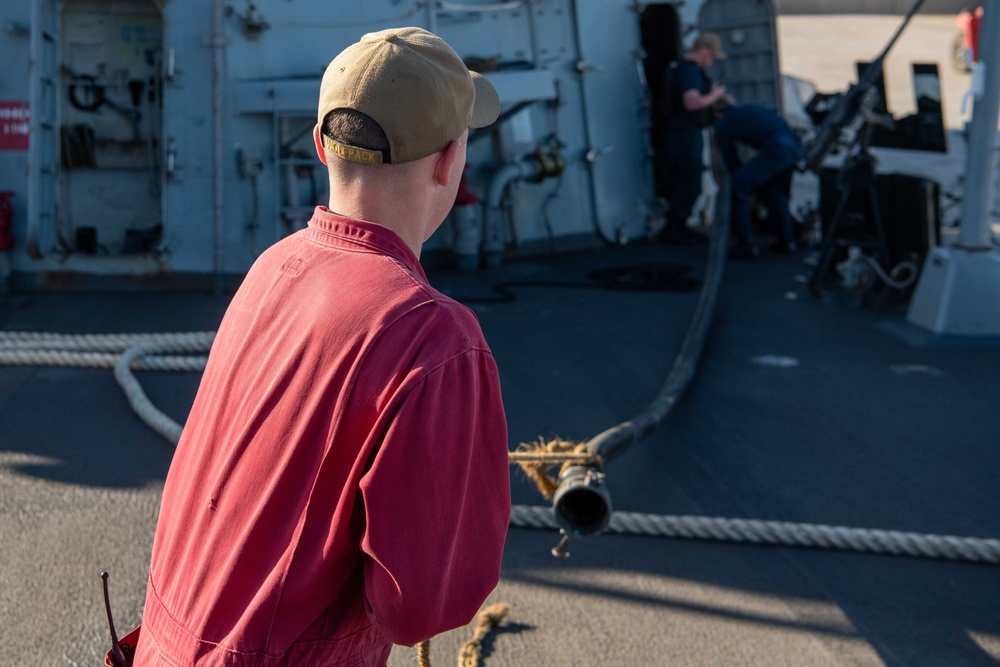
[693, 32, 726, 60]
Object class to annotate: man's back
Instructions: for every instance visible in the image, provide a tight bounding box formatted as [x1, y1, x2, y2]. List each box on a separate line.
[134, 209, 510, 666]
[714, 103, 790, 149]
[714, 103, 799, 173]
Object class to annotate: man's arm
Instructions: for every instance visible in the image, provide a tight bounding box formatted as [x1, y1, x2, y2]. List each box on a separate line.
[359, 347, 510, 647]
[679, 62, 727, 112]
[683, 82, 728, 112]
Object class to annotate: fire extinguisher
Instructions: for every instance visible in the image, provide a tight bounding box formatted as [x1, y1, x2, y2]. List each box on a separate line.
[0, 191, 14, 251]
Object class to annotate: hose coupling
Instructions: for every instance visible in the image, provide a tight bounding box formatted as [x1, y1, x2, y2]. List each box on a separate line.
[552, 465, 612, 538]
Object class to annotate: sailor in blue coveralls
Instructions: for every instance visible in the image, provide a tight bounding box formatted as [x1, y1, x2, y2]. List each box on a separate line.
[714, 102, 805, 259]
[658, 32, 729, 245]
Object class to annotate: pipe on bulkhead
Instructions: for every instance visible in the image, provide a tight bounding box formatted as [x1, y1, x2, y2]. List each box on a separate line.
[481, 160, 541, 266]
[481, 142, 566, 267]
[958, 0, 1000, 249]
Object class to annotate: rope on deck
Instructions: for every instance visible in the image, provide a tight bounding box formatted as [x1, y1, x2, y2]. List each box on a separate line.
[0, 331, 213, 444]
[0, 331, 213, 371]
[456, 603, 510, 667]
[509, 504, 1000, 564]
[414, 602, 509, 667]
[416, 639, 430, 667]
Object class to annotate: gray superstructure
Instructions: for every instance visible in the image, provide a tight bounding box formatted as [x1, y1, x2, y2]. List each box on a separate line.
[0, 0, 780, 288]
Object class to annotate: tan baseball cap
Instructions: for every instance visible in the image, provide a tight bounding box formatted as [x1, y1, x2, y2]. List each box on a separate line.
[694, 32, 727, 60]
[318, 27, 500, 165]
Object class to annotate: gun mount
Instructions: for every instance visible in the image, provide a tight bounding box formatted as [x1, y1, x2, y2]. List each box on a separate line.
[802, 0, 928, 172]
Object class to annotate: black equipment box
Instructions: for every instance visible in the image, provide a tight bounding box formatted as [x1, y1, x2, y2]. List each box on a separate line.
[819, 168, 941, 268]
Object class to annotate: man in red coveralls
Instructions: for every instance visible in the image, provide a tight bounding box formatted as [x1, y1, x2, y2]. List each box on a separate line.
[124, 27, 511, 667]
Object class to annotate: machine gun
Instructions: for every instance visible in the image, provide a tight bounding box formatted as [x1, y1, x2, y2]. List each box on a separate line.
[802, 0, 938, 296]
[802, 0, 927, 172]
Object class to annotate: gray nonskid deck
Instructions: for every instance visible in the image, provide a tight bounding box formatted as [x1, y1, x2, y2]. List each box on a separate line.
[1, 241, 997, 666]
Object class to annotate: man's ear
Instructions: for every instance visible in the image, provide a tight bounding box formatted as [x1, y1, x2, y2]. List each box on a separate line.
[433, 139, 461, 187]
[313, 125, 329, 166]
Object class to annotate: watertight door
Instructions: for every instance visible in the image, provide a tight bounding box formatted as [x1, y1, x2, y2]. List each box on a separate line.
[699, 0, 782, 110]
[572, 0, 655, 243]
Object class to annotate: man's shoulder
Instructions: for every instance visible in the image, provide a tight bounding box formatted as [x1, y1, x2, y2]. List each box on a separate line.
[354, 273, 489, 364]
[674, 59, 705, 90]
[359, 293, 493, 394]
[400, 290, 487, 351]
[677, 59, 703, 74]
[667, 59, 695, 76]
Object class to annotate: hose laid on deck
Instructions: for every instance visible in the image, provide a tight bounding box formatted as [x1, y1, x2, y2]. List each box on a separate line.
[584, 180, 730, 465]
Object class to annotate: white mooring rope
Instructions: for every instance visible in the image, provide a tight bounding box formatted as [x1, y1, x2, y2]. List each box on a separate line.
[0, 331, 214, 444]
[508, 505, 1000, 564]
[2, 330, 998, 565]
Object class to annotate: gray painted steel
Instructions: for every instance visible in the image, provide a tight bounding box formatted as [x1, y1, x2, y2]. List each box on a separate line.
[700, 0, 782, 110]
[775, 0, 970, 14]
[0, 0, 781, 287]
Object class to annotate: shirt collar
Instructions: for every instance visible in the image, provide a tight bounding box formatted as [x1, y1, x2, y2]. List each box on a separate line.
[305, 207, 428, 282]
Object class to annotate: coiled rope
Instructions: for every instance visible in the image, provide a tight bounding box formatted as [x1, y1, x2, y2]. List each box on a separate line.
[0, 331, 214, 444]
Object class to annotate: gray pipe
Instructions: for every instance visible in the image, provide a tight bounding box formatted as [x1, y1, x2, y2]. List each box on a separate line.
[486, 160, 540, 208]
[482, 159, 542, 265]
[958, 0, 1000, 249]
[425, 0, 437, 35]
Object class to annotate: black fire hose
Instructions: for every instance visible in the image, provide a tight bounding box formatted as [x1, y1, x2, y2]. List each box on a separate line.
[550, 177, 731, 538]
[586, 179, 730, 464]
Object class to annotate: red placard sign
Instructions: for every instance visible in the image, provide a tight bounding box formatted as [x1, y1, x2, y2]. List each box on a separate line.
[0, 102, 30, 151]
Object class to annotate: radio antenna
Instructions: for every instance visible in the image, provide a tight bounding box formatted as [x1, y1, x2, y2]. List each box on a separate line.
[101, 571, 129, 667]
